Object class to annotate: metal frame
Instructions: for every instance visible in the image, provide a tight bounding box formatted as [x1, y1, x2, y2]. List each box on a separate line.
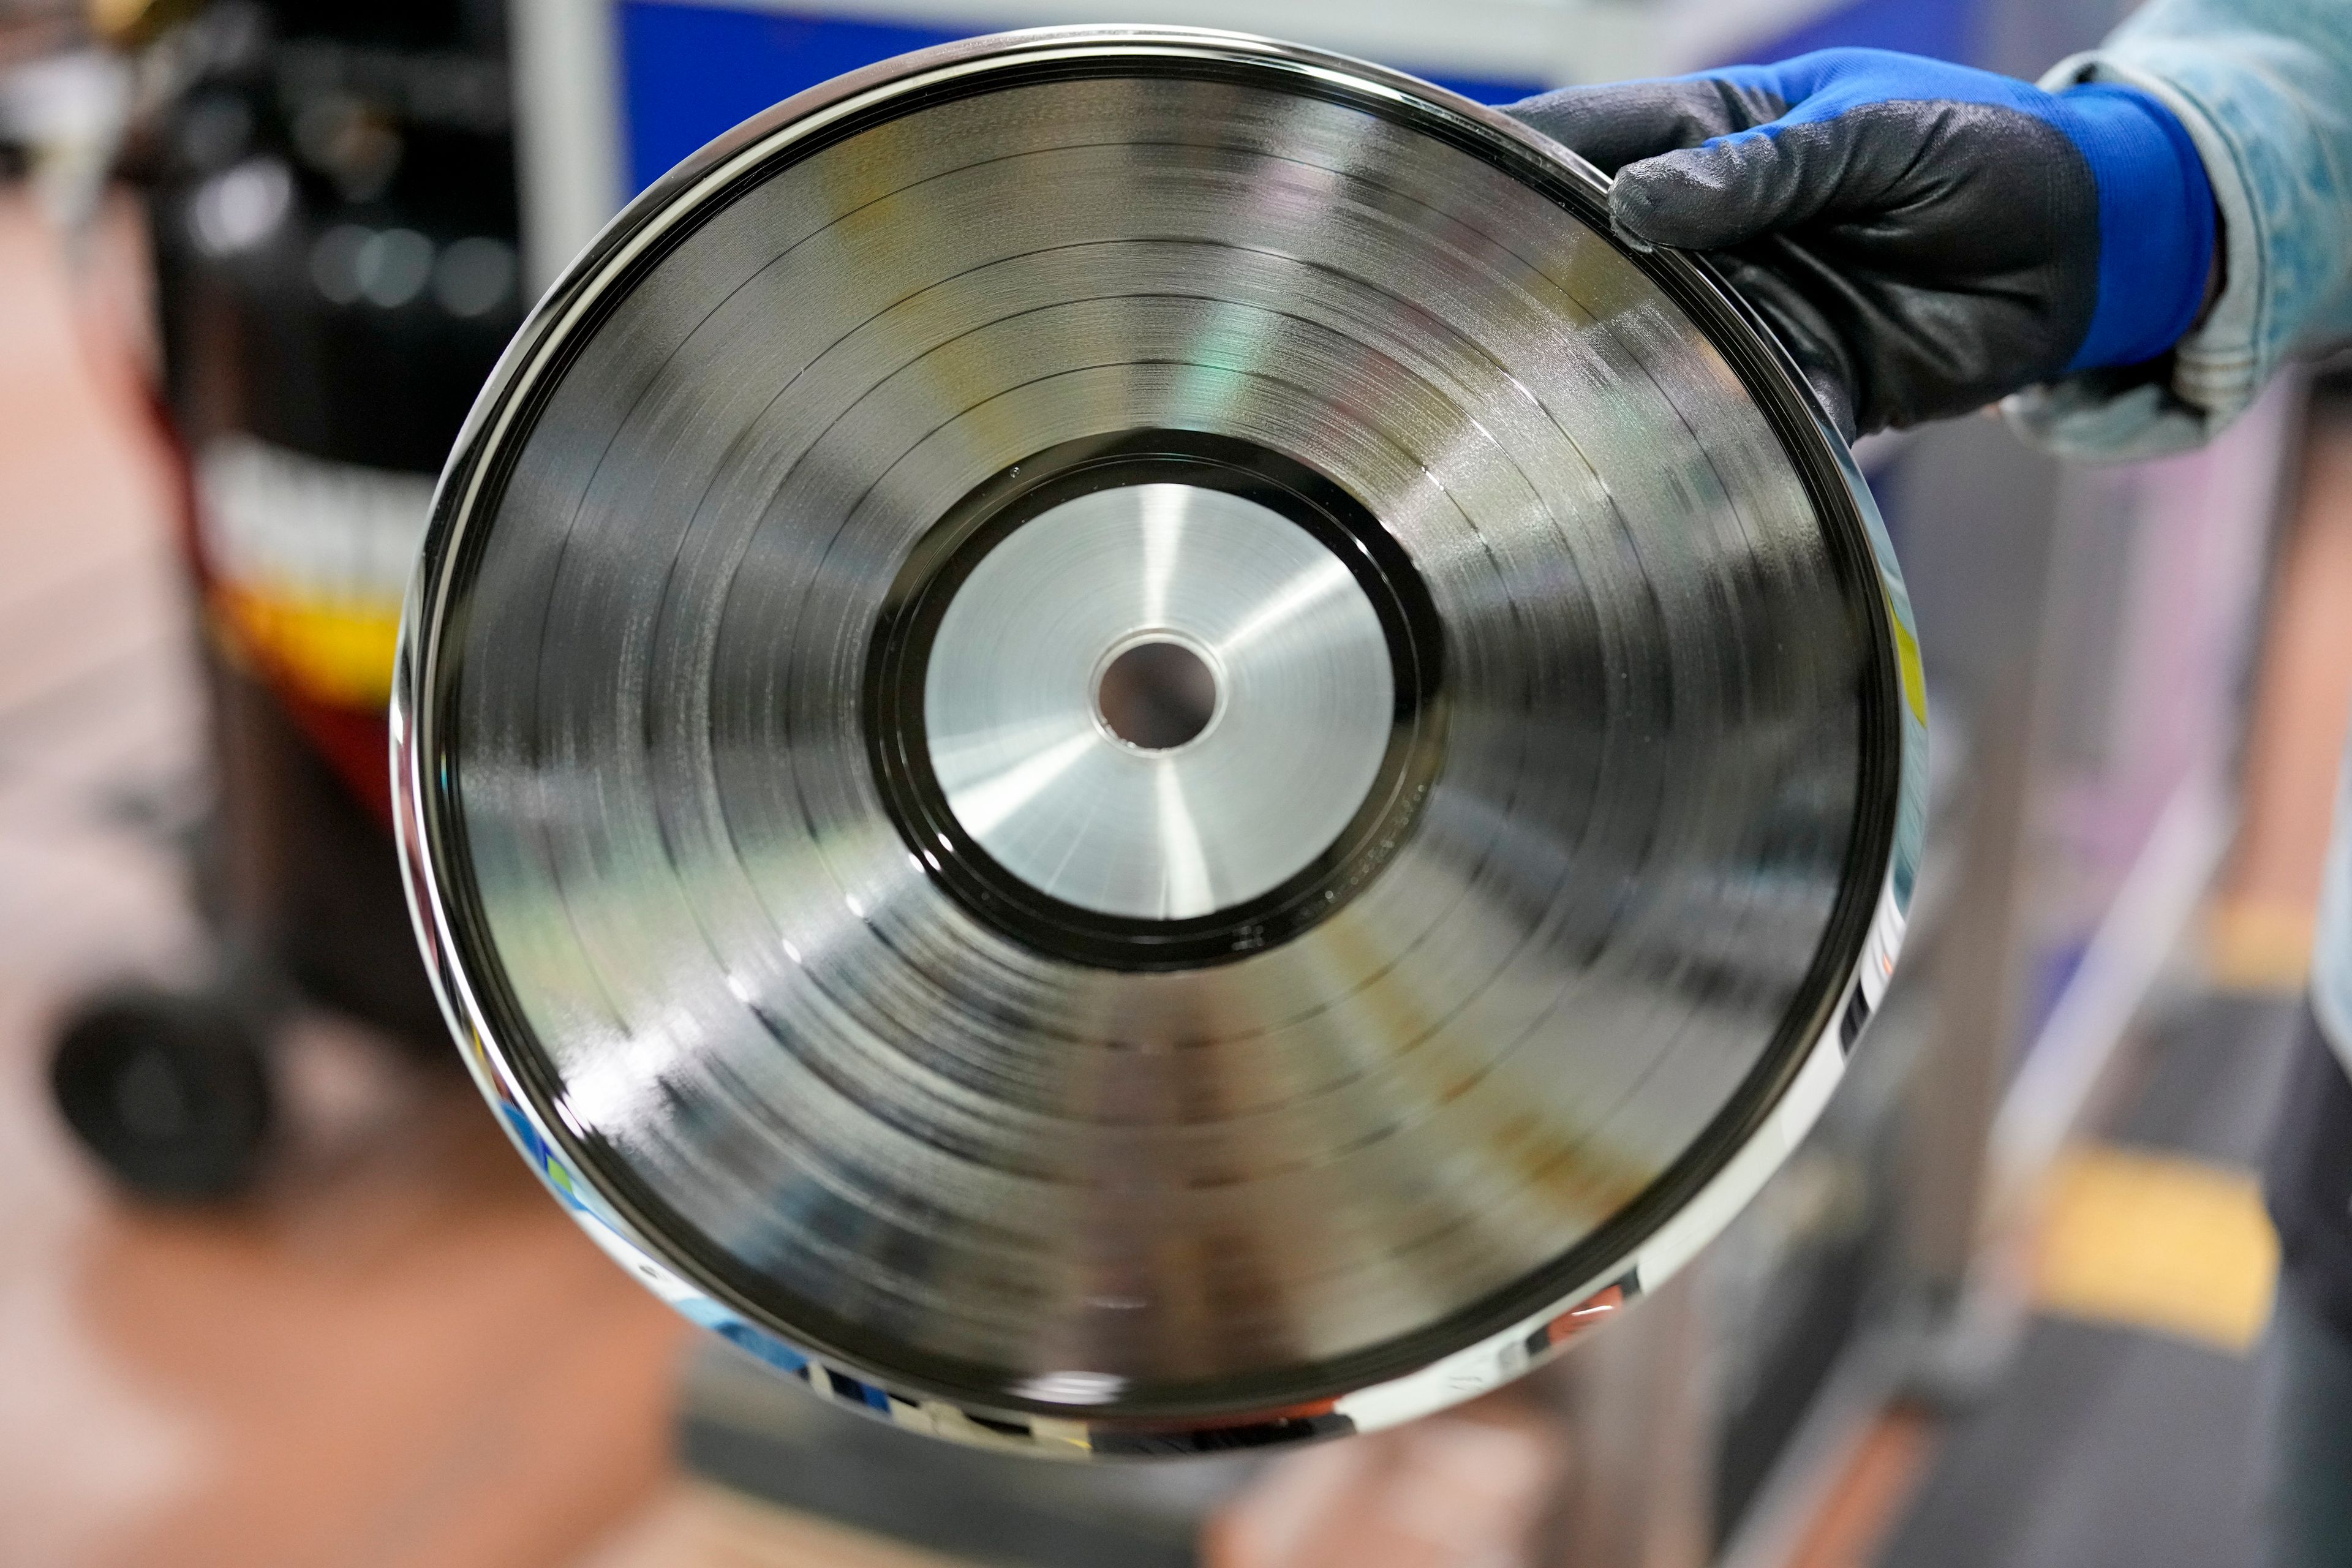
[396, 25, 1925, 1460]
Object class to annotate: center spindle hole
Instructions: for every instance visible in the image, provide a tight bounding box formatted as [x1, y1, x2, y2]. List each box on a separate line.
[1096, 638, 1218, 752]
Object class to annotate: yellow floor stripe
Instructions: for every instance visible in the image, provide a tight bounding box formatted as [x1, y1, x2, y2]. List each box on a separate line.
[2033, 1145, 2279, 1355]
[2203, 898, 2315, 995]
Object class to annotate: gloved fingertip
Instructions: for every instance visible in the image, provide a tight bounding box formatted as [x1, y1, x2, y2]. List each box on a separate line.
[1611, 139, 1807, 252]
[1606, 173, 1664, 251]
[1812, 374, 1860, 443]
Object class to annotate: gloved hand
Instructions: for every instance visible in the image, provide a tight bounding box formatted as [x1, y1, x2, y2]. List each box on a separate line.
[1507, 48, 2217, 437]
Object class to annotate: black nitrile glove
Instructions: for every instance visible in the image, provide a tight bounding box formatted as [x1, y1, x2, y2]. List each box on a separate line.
[1507, 48, 2217, 437]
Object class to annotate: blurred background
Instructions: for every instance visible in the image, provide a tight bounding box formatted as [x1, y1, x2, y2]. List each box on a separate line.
[0, 0, 2335, 1564]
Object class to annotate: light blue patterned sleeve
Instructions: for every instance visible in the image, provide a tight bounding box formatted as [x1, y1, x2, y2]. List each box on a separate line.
[2003, 0, 2352, 461]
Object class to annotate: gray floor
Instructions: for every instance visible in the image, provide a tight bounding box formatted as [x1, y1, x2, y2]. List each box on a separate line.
[1880, 994, 2300, 1568]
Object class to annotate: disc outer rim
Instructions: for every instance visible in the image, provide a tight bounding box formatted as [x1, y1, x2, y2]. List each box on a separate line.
[391, 23, 1929, 1460]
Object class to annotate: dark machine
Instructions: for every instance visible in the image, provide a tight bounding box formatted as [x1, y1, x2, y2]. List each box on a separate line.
[48, 0, 518, 1199]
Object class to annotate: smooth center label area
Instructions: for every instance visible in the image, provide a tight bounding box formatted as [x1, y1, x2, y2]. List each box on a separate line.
[922, 482, 1395, 922]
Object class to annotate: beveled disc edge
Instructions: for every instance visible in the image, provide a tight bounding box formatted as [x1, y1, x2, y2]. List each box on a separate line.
[388, 23, 1929, 1461]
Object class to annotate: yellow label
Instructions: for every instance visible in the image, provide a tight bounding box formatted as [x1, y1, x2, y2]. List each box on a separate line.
[2034, 1145, 2277, 1354]
[216, 584, 402, 709]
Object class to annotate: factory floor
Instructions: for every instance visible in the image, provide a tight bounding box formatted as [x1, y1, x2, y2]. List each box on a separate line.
[1893, 993, 2293, 1567]
[2, 183, 2348, 1568]
[1775, 384, 2352, 1568]
[1846, 992, 2291, 1568]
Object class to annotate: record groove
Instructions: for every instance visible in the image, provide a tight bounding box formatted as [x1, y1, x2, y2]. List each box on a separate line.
[394, 26, 1924, 1456]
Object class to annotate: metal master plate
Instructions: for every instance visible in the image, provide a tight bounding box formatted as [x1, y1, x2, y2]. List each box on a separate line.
[393, 26, 1925, 1458]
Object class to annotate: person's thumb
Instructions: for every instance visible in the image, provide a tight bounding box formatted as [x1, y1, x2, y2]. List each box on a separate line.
[1608, 121, 1846, 252]
[1506, 77, 1783, 177]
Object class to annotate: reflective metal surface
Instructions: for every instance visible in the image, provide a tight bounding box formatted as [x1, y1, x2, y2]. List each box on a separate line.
[395, 27, 1925, 1456]
[925, 482, 1394, 920]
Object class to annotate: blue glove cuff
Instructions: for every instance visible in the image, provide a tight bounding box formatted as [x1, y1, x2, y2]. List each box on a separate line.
[1699, 51, 2215, 374]
[2049, 82, 2216, 374]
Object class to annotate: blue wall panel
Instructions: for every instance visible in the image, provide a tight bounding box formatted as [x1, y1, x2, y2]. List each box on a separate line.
[619, 2, 1546, 193]
[621, 4, 966, 190]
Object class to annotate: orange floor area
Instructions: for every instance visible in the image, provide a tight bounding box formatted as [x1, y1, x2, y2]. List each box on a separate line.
[0, 190, 689, 1568]
[2209, 393, 2352, 986]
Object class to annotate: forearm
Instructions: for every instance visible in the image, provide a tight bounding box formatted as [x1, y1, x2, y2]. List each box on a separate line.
[2008, 0, 2352, 459]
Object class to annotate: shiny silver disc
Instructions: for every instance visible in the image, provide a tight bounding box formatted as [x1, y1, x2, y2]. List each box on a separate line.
[394, 26, 1924, 1457]
[925, 482, 1393, 920]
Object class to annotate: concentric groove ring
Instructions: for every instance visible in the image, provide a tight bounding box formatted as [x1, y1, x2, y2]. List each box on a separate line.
[867, 429, 1443, 968]
[393, 26, 1926, 1458]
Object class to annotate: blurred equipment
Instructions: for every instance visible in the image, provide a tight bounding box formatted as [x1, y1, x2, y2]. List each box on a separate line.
[46, 0, 523, 1199]
[397, 28, 1923, 1457]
